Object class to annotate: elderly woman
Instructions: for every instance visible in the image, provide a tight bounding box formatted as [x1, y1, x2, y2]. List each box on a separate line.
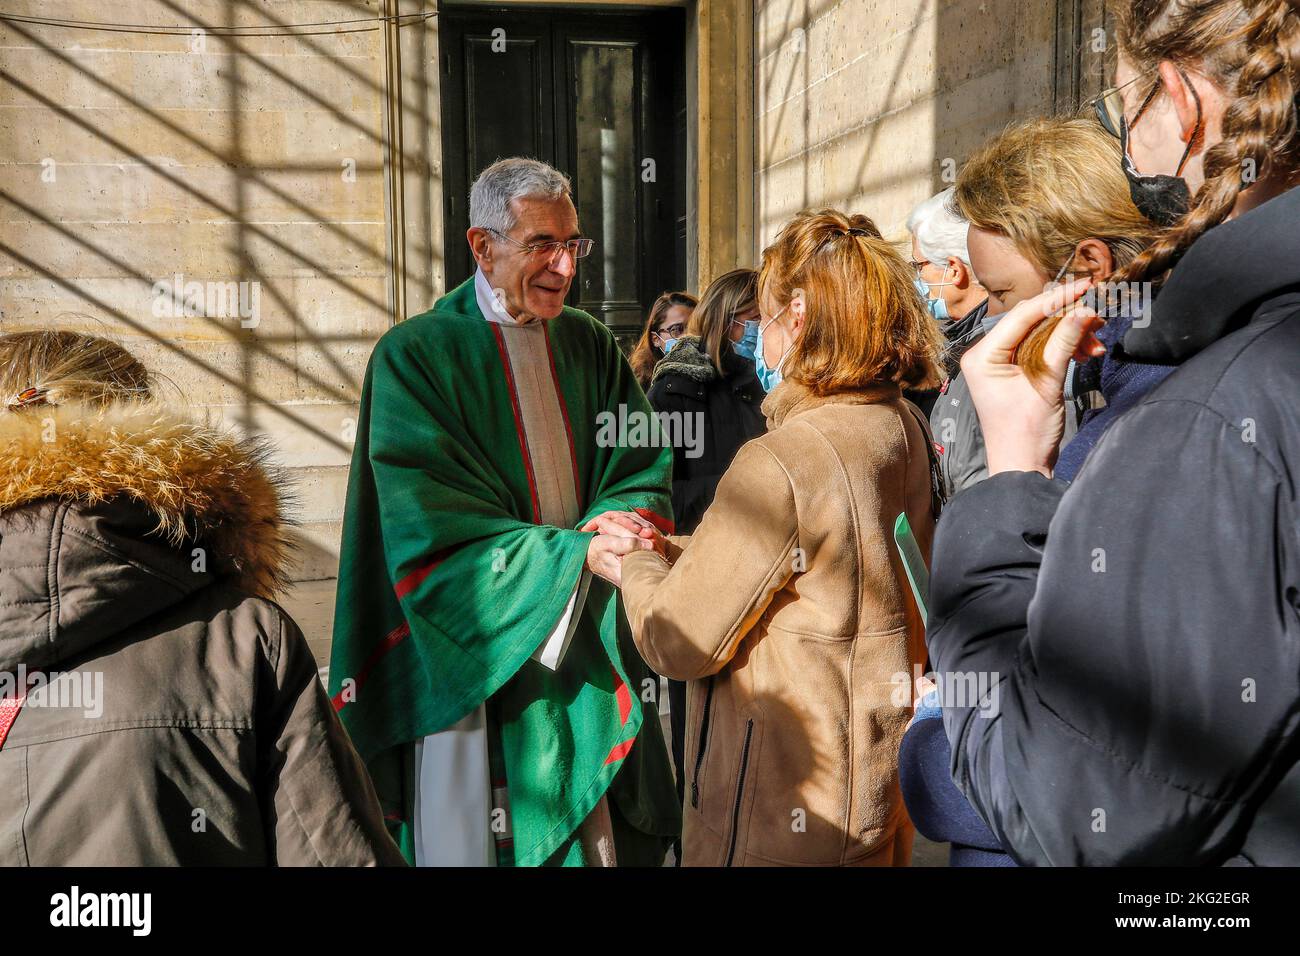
[606, 209, 945, 867]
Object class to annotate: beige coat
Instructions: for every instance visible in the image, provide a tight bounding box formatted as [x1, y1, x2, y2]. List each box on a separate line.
[622, 381, 936, 866]
[0, 403, 404, 866]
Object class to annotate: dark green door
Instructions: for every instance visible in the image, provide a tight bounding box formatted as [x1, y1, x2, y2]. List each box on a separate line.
[440, 5, 687, 346]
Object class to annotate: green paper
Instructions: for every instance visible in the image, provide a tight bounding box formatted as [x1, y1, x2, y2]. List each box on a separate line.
[894, 512, 929, 625]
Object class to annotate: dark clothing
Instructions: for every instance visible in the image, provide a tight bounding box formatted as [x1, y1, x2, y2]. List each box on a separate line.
[927, 185, 1300, 865]
[0, 404, 404, 866]
[1054, 308, 1177, 481]
[941, 303, 991, 382]
[645, 336, 766, 825]
[907, 302, 989, 419]
[929, 300, 994, 497]
[646, 336, 767, 534]
[899, 715, 1016, 866]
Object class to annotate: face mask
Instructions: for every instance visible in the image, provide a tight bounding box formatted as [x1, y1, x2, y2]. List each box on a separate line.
[914, 275, 951, 324]
[755, 306, 792, 391]
[1120, 111, 1192, 228]
[659, 337, 678, 356]
[732, 319, 759, 361]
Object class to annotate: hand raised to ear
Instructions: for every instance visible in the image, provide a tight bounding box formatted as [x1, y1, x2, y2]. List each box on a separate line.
[961, 276, 1104, 477]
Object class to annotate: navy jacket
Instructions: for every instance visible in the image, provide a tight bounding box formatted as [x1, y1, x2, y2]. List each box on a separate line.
[1054, 309, 1177, 481]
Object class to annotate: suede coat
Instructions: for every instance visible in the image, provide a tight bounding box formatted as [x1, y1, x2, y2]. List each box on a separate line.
[622, 380, 937, 866]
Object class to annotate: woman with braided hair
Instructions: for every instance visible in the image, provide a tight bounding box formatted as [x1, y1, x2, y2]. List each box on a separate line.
[926, 0, 1300, 865]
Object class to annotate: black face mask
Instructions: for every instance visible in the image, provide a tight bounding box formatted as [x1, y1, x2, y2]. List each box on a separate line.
[1121, 118, 1192, 227]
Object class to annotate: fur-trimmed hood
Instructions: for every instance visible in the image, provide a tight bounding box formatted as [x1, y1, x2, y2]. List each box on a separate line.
[651, 335, 717, 385]
[0, 402, 294, 599]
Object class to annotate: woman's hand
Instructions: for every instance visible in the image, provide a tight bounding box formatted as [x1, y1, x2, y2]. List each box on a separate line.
[581, 509, 655, 538]
[961, 277, 1105, 477]
[580, 510, 667, 557]
[581, 511, 667, 586]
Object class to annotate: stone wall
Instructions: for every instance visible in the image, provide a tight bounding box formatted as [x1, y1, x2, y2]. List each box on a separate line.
[0, 1, 442, 664]
[755, 0, 1066, 247]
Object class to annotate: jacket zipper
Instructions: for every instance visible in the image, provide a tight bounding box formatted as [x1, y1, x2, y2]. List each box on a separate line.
[724, 719, 755, 867]
[690, 676, 715, 808]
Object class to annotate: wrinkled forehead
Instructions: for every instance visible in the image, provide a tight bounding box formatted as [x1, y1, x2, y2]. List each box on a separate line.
[507, 195, 580, 242]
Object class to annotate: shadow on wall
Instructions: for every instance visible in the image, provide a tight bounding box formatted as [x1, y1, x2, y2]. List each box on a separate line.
[0, 2, 441, 607]
[930, 0, 1115, 196]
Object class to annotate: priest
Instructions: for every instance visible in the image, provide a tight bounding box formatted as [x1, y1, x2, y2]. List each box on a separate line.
[329, 157, 680, 866]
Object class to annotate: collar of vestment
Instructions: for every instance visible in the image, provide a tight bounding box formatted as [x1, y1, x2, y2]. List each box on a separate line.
[474, 268, 537, 325]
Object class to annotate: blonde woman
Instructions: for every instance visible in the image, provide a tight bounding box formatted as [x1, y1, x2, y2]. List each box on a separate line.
[952, 115, 1165, 481]
[0, 330, 403, 865]
[611, 209, 944, 867]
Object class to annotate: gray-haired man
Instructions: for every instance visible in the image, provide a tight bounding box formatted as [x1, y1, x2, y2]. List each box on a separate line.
[330, 157, 680, 867]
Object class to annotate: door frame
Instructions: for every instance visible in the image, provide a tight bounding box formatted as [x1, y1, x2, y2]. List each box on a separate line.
[381, 0, 755, 324]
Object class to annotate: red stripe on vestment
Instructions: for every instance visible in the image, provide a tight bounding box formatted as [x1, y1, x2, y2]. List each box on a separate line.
[332, 621, 411, 712]
[612, 664, 633, 725]
[541, 322, 583, 507]
[602, 667, 636, 764]
[490, 324, 542, 524]
[634, 507, 675, 536]
[604, 738, 635, 765]
[393, 544, 461, 600]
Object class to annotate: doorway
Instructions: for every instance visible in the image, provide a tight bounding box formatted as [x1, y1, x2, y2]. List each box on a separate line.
[440, 4, 688, 347]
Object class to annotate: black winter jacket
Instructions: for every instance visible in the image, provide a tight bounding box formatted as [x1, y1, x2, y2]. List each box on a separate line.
[645, 336, 766, 533]
[927, 185, 1300, 866]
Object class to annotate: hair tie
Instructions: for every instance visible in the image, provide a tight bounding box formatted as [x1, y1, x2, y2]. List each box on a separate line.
[5, 386, 48, 409]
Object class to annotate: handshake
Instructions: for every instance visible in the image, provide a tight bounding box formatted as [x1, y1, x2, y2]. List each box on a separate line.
[581, 510, 668, 587]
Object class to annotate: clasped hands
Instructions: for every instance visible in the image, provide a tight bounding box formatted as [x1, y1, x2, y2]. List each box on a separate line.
[582, 511, 667, 587]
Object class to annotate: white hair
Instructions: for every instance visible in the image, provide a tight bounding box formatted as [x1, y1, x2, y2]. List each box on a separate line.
[906, 187, 971, 267]
[469, 157, 573, 235]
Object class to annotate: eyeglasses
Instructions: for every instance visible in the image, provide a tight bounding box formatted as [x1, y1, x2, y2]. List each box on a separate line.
[487, 228, 594, 265]
[654, 322, 686, 339]
[909, 259, 929, 279]
[1091, 65, 1202, 177]
[1089, 67, 1167, 139]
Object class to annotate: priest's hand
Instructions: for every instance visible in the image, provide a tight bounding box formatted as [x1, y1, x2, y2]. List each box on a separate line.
[582, 511, 668, 559]
[586, 532, 656, 587]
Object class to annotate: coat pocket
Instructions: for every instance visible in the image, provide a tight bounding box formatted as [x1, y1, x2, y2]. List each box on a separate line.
[689, 675, 715, 810]
[724, 717, 756, 866]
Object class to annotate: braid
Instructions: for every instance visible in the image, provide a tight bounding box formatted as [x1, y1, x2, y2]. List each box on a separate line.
[1116, 0, 1300, 285]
